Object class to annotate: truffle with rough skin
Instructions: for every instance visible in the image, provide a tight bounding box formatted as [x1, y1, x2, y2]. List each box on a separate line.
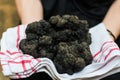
[19, 15, 92, 75]
[19, 39, 39, 58]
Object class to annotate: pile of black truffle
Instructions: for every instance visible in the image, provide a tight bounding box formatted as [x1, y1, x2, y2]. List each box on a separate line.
[19, 15, 93, 75]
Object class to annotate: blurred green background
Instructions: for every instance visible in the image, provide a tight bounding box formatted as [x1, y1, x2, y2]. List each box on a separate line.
[0, 0, 20, 80]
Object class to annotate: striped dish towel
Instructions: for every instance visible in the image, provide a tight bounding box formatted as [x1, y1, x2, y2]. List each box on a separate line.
[0, 23, 120, 80]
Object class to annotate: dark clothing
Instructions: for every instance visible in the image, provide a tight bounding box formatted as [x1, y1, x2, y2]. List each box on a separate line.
[12, 0, 120, 80]
[41, 0, 114, 28]
[11, 72, 53, 80]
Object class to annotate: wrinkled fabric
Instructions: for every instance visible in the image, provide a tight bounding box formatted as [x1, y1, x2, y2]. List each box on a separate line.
[0, 23, 120, 80]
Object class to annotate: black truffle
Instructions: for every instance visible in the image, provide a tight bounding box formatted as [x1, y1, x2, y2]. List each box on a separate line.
[19, 15, 92, 75]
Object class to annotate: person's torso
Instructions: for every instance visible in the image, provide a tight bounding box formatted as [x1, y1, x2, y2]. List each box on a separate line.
[41, 0, 114, 28]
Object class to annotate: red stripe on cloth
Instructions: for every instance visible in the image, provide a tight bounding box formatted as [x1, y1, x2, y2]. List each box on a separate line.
[96, 43, 117, 62]
[16, 62, 39, 78]
[15, 67, 36, 78]
[31, 67, 37, 73]
[93, 56, 117, 72]
[93, 41, 114, 58]
[21, 60, 27, 71]
[28, 59, 41, 73]
[16, 25, 20, 50]
[0, 52, 5, 55]
[6, 26, 21, 55]
[8, 60, 31, 64]
[104, 48, 120, 60]
[6, 50, 21, 55]
[102, 44, 116, 54]
[30, 59, 41, 72]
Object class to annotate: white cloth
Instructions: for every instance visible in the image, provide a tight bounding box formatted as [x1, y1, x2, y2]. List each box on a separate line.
[0, 23, 120, 80]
